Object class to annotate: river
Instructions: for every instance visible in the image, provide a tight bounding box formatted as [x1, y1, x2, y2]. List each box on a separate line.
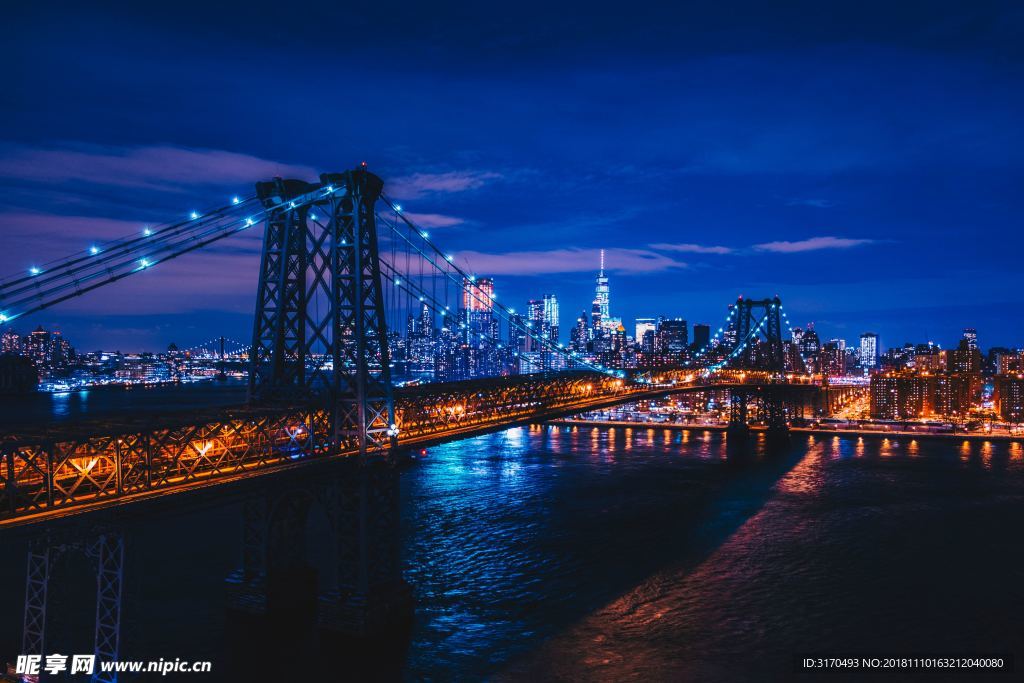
[0, 387, 1021, 680]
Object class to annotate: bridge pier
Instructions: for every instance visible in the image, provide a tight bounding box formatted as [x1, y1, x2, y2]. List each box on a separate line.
[762, 387, 791, 451]
[15, 529, 124, 683]
[726, 391, 751, 453]
[226, 461, 412, 640]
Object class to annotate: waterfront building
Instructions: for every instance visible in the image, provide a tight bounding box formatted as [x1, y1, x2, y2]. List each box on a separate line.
[870, 371, 973, 420]
[870, 372, 926, 419]
[994, 375, 1024, 424]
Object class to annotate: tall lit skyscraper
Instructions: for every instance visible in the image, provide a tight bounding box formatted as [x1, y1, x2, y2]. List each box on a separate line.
[462, 277, 494, 312]
[859, 332, 879, 370]
[591, 249, 610, 329]
[543, 294, 559, 343]
[963, 328, 978, 351]
[657, 319, 688, 354]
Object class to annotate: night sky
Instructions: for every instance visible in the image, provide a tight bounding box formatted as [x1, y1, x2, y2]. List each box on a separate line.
[2, 1, 1022, 352]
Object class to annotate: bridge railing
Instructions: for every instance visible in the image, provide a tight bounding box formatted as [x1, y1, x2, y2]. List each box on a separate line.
[0, 372, 644, 524]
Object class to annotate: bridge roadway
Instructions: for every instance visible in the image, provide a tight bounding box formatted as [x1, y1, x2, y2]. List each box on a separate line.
[0, 371, 820, 529]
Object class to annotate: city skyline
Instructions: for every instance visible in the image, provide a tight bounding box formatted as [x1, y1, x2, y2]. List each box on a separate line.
[2, 1, 1023, 349]
[0, 249, 1012, 356]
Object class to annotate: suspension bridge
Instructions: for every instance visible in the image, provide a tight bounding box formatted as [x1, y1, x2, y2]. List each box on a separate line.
[0, 166, 859, 679]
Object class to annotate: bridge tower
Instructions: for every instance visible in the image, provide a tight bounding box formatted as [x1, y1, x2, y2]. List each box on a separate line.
[232, 168, 409, 638]
[733, 295, 786, 372]
[727, 296, 791, 449]
[248, 169, 396, 456]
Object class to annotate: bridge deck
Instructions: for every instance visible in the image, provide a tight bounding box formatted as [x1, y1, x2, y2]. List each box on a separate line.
[0, 374, 824, 529]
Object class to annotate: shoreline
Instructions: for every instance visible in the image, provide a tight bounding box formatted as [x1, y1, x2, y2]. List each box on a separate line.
[544, 418, 1024, 443]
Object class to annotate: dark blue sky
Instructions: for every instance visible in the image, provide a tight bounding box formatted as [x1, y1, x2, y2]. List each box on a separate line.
[2, 1, 1021, 352]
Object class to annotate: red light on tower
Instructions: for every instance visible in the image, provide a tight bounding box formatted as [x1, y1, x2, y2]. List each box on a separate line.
[361, 161, 367, 168]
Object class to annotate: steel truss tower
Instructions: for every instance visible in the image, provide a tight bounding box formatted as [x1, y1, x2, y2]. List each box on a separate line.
[233, 168, 409, 637]
[728, 296, 791, 443]
[733, 296, 786, 372]
[248, 169, 396, 457]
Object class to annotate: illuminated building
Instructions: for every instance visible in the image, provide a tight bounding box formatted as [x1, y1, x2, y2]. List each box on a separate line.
[591, 249, 610, 329]
[927, 373, 972, 418]
[870, 371, 973, 420]
[950, 338, 982, 374]
[791, 326, 804, 347]
[995, 351, 1023, 375]
[859, 332, 879, 370]
[462, 277, 494, 312]
[508, 313, 527, 353]
[635, 318, 657, 348]
[1, 330, 23, 354]
[656, 319, 688, 354]
[543, 294, 559, 343]
[962, 327, 978, 351]
[871, 373, 926, 419]
[820, 341, 846, 376]
[914, 348, 946, 372]
[800, 323, 820, 357]
[994, 375, 1024, 423]
[570, 311, 590, 352]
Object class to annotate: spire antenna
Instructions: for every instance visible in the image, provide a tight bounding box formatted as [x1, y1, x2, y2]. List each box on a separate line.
[599, 248, 605, 276]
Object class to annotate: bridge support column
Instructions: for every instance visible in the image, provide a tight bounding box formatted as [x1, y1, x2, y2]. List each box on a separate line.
[225, 498, 269, 615]
[727, 391, 751, 446]
[762, 387, 791, 451]
[18, 530, 125, 683]
[21, 538, 50, 671]
[89, 533, 124, 683]
[319, 461, 412, 638]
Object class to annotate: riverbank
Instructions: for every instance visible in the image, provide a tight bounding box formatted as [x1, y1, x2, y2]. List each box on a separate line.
[546, 418, 1024, 443]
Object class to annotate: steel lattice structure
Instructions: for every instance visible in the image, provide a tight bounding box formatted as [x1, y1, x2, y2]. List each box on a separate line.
[0, 372, 647, 525]
[248, 170, 395, 457]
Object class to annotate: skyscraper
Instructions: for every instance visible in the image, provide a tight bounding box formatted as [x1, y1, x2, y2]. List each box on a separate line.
[591, 249, 610, 329]
[963, 327, 978, 352]
[462, 277, 494, 312]
[859, 332, 879, 370]
[570, 312, 590, 352]
[657, 319, 688, 354]
[543, 294, 559, 343]
[692, 323, 710, 350]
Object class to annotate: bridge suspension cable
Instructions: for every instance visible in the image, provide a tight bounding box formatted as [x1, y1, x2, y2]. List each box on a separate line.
[0, 185, 338, 324]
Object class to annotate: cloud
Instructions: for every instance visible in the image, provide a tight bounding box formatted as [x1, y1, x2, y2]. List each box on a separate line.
[753, 235, 874, 253]
[0, 143, 317, 191]
[649, 242, 733, 255]
[450, 247, 685, 276]
[387, 170, 502, 199]
[786, 198, 834, 208]
[403, 212, 465, 228]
